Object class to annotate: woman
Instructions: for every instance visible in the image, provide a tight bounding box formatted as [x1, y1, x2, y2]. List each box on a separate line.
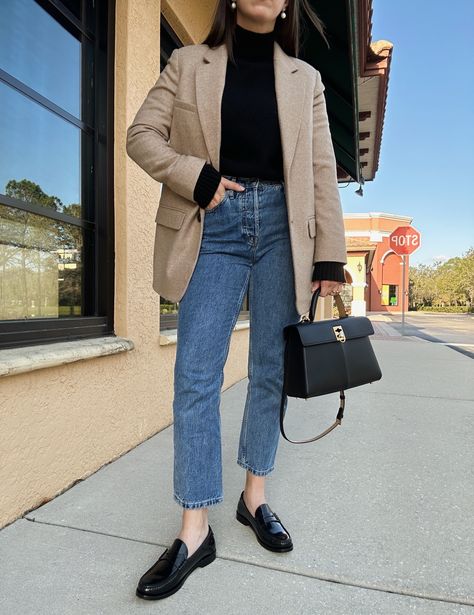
[126, 0, 347, 600]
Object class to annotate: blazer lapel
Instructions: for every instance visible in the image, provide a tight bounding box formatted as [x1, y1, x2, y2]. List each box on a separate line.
[195, 40, 307, 177]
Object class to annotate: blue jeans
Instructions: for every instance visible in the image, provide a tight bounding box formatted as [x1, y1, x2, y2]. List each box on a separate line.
[172, 175, 301, 509]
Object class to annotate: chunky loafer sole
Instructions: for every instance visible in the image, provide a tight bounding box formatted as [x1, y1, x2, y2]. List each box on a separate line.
[236, 491, 293, 552]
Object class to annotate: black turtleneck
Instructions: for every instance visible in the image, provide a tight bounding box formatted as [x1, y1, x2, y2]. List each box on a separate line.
[219, 23, 283, 179]
[193, 23, 281, 205]
[192, 23, 346, 284]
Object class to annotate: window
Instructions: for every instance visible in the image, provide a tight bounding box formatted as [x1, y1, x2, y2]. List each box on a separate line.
[381, 284, 398, 306]
[0, 0, 115, 349]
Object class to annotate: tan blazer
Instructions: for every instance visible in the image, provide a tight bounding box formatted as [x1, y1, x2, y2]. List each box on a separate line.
[126, 40, 347, 316]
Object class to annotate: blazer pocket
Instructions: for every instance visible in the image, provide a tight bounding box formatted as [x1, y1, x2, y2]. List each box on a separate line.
[173, 98, 197, 112]
[307, 216, 316, 238]
[155, 205, 186, 230]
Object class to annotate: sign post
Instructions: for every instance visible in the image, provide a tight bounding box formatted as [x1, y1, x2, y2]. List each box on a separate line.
[388, 225, 421, 335]
[401, 254, 406, 333]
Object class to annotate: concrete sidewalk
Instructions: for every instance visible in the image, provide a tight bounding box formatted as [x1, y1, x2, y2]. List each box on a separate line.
[1, 338, 473, 614]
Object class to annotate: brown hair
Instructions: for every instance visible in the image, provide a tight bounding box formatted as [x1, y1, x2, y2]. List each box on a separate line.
[202, 0, 329, 65]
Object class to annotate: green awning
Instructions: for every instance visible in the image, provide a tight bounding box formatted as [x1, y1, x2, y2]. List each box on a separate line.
[300, 0, 361, 183]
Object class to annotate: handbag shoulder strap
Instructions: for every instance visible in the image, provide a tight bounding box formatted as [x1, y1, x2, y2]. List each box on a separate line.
[279, 387, 345, 444]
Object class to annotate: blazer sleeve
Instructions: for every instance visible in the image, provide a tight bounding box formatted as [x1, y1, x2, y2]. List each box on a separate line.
[126, 48, 209, 204]
[312, 70, 348, 266]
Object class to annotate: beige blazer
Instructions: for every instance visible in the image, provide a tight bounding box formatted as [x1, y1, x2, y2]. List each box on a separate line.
[126, 40, 347, 316]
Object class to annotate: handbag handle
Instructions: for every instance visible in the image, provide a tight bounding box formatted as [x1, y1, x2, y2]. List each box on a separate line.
[308, 288, 348, 322]
[280, 289, 347, 444]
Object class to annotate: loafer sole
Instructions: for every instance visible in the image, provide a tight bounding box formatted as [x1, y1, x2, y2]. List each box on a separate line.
[236, 510, 293, 552]
[135, 549, 216, 600]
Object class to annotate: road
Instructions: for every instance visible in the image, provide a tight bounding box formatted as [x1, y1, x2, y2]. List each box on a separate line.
[382, 311, 474, 358]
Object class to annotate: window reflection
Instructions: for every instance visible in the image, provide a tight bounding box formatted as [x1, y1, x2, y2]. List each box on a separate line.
[0, 204, 85, 319]
[0, 0, 81, 117]
[0, 81, 84, 217]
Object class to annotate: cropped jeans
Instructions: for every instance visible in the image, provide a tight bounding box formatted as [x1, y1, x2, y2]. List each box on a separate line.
[172, 174, 301, 509]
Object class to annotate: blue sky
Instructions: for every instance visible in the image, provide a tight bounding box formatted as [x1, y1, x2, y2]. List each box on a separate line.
[342, 0, 474, 266]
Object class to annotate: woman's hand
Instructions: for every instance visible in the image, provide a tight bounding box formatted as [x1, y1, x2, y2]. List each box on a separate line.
[204, 178, 245, 211]
[311, 279, 344, 297]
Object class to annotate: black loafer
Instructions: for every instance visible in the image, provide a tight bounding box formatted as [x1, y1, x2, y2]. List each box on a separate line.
[236, 491, 293, 552]
[136, 525, 216, 600]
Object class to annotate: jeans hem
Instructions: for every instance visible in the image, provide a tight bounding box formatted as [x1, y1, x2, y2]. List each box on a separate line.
[173, 492, 223, 509]
[236, 458, 275, 476]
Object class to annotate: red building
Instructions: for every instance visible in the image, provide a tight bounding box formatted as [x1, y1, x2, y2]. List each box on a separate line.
[342, 212, 412, 315]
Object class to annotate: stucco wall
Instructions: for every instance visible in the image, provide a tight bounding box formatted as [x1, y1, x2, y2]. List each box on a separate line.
[0, 0, 249, 529]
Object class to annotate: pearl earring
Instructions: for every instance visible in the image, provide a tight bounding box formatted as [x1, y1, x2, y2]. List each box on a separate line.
[231, 1, 236, 9]
[281, 9, 286, 18]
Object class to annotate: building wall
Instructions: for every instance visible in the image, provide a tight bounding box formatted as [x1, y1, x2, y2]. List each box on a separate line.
[344, 213, 411, 313]
[370, 237, 408, 312]
[0, 0, 249, 530]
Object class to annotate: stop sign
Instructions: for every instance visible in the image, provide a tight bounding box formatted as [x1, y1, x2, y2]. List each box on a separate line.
[389, 225, 421, 255]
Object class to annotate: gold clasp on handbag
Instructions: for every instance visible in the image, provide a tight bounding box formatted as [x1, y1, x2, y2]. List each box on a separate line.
[332, 325, 346, 342]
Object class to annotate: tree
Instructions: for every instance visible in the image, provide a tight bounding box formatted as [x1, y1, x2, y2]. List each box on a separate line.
[409, 247, 473, 311]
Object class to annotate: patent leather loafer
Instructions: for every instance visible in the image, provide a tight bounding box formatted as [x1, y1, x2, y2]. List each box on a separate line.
[136, 525, 216, 600]
[236, 491, 293, 552]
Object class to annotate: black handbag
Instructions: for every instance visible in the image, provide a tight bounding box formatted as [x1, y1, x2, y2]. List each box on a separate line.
[279, 288, 382, 443]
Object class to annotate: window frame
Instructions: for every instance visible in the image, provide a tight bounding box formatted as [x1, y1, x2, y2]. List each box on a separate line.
[0, 0, 116, 350]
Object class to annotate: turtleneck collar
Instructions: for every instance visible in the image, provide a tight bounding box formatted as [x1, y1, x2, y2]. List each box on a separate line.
[233, 23, 275, 62]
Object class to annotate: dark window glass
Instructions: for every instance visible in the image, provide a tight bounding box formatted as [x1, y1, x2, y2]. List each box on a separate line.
[389, 284, 398, 306]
